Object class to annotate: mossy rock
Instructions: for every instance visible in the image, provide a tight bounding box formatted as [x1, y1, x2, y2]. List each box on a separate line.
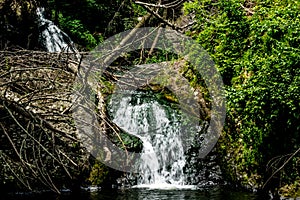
[88, 160, 109, 186]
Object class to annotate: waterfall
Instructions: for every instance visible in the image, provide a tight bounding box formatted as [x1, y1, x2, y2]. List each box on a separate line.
[36, 7, 78, 54]
[109, 90, 197, 189]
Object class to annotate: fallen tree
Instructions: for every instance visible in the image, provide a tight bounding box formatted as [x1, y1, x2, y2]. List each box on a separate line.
[0, 49, 144, 193]
[0, 50, 87, 193]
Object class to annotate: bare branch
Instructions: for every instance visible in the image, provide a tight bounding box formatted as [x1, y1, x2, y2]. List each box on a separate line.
[137, 4, 183, 31]
[263, 147, 300, 189]
[135, 0, 186, 9]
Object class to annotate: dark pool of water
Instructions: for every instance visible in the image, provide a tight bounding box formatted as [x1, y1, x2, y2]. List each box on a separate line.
[3, 186, 269, 200]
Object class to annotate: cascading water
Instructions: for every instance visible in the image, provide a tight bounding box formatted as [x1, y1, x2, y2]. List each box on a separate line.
[36, 7, 78, 54]
[108, 90, 197, 189]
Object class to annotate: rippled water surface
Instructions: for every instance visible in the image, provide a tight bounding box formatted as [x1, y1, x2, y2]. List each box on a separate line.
[4, 186, 267, 200]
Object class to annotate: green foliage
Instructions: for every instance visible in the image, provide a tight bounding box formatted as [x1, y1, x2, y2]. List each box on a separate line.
[57, 13, 101, 50]
[279, 179, 300, 198]
[185, 0, 300, 190]
[47, 0, 146, 49]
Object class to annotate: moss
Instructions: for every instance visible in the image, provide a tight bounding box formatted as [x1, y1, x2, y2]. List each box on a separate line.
[163, 93, 178, 103]
[88, 160, 109, 186]
[99, 79, 115, 95]
[279, 180, 300, 198]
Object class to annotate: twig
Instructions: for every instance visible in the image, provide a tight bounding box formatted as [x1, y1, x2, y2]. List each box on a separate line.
[137, 4, 182, 31]
[263, 147, 300, 189]
[135, 0, 185, 9]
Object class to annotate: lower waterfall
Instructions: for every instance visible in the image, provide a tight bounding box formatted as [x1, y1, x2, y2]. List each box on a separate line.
[108, 90, 200, 189]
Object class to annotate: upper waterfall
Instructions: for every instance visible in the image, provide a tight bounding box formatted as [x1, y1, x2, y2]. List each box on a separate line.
[36, 7, 78, 54]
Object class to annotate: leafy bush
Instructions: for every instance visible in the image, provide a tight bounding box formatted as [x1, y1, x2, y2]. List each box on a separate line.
[57, 14, 101, 50]
[47, 0, 144, 49]
[184, 0, 300, 190]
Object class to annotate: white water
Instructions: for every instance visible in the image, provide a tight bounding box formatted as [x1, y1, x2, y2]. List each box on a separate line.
[109, 91, 197, 189]
[37, 7, 78, 54]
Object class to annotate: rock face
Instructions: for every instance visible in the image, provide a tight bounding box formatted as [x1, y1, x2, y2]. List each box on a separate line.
[0, 0, 43, 49]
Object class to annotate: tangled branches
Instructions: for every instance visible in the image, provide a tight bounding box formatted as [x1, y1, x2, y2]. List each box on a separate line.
[0, 50, 85, 193]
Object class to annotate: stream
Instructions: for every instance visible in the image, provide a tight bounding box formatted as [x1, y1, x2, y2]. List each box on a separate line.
[4, 186, 265, 200]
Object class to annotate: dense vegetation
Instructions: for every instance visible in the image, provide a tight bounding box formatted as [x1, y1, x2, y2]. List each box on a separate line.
[0, 0, 299, 197]
[184, 0, 300, 196]
[46, 0, 146, 50]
